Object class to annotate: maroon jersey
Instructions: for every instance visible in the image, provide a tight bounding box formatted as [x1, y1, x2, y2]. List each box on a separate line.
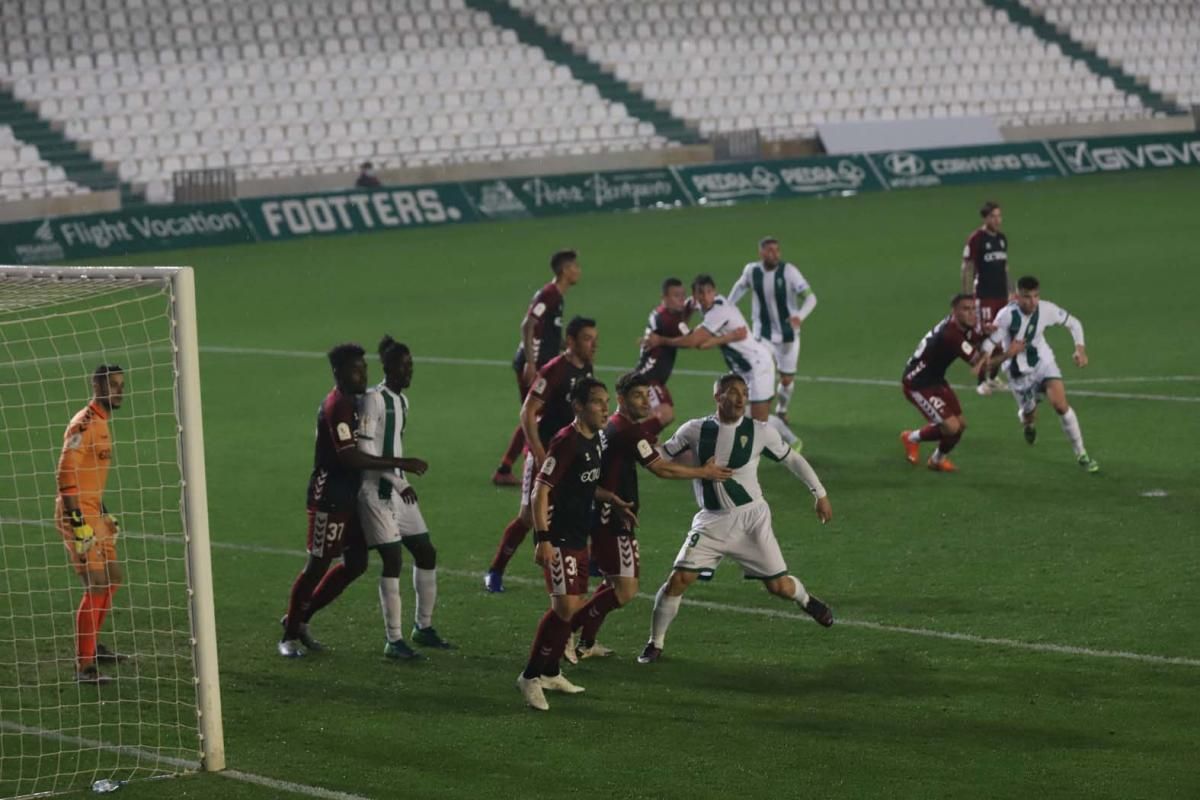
[594, 412, 663, 535]
[512, 281, 565, 374]
[535, 424, 606, 549]
[306, 387, 361, 512]
[634, 301, 693, 385]
[529, 354, 593, 446]
[963, 227, 1009, 299]
[903, 316, 982, 389]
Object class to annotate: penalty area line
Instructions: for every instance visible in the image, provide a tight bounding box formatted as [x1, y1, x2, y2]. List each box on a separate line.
[0, 721, 374, 800]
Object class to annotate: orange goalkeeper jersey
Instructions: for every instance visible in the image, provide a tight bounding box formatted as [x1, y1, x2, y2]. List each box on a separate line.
[56, 401, 113, 515]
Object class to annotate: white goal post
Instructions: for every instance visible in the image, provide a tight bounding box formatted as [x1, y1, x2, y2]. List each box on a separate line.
[0, 265, 224, 798]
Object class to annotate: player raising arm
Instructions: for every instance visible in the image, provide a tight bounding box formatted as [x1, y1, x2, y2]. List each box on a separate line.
[638, 373, 834, 666]
[56, 364, 127, 684]
[567, 372, 733, 660]
[630, 276, 695, 426]
[278, 343, 427, 658]
[977, 275, 1099, 472]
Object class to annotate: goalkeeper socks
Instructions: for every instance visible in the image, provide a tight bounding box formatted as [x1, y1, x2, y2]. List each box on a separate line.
[75, 590, 105, 668]
[378, 576, 404, 642]
[913, 424, 940, 442]
[775, 381, 795, 415]
[786, 575, 811, 607]
[1059, 407, 1085, 457]
[649, 584, 682, 648]
[304, 564, 354, 623]
[572, 584, 622, 643]
[767, 414, 797, 445]
[489, 517, 530, 574]
[523, 610, 571, 680]
[500, 425, 526, 469]
[94, 584, 116, 630]
[413, 567, 437, 629]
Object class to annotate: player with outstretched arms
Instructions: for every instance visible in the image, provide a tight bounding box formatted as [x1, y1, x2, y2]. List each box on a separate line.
[638, 373, 834, 665]
[492, 249, 582, 486]
[644, 274, 800, 449]
[728, 236, 817, 423]
[962, 201, 1012, 396]
[356, 336, 449, 661]
[631, 276, 695, 425]
[485, 316, 597, 593]
[899, 294, 1012, 472]
[567, 372, 733, 661]
[516, 378, 636, 710]
[977, 275, 1099, 473]
[278, 343, 424, 658]
[55, 364, 128, 684]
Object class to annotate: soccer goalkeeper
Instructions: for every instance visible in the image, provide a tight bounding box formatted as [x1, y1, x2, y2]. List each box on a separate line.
[55, 364, 127, 684]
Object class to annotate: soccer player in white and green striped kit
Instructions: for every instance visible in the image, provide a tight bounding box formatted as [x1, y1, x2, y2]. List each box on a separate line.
[638, 372, 835, 664]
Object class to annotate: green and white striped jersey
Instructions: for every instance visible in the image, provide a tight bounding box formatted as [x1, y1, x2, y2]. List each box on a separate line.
[984, 300, 1084, 377]
[728, 261, 816, 344]
[356, 383, 409, 499]
[699, 294, 773, 374]
[662, 415, 792, 511]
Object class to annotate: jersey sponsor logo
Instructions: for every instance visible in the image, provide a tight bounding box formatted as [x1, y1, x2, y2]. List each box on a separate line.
[636, 439, 654, 459]
[66, 432, 83, 450]
[579, 466, 601, 483]
[336, 422, 353, 442]
[983, 251, 1007, 262]
[532, 301, 546, 318]
[540, 456, 556, 476]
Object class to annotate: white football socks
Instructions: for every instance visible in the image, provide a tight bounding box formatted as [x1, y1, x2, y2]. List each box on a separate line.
[378, 576, 404, 642]
[413, 567, 437, 629]
[1059, 407, 1085, 457]
[787, 575, 810, 607]
[768, 414, 798, 445]
[649, 583, 682, 648]
[775, 381, 795, 415]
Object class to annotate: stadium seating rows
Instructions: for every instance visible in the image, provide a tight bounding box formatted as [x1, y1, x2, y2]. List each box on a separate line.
[512, 0, 1161, 140]
[1023, 0, 1200, 108]
[0, 125, 86, 202]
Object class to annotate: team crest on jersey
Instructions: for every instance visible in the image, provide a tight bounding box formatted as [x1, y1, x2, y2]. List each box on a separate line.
[960, 341, 973, 356]
[740, 435, 748, 448]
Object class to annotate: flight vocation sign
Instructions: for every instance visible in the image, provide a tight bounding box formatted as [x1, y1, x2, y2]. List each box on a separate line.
[2, 132, 1195, 262]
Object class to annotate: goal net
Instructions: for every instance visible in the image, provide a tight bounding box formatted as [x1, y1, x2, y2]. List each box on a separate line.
[0, 266, 222, 799]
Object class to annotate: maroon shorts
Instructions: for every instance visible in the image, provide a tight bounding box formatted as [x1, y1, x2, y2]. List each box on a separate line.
[976, 296, 1007, 334]
[542, 545, 590, 596]
[902, 381, 962, 425]
[306, 509, 362, 559]
[647, 380, 673, 410]
[590, 532, 640, 579]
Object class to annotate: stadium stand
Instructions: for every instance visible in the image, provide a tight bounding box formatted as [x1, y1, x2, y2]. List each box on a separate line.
[0, 124, 88, 202]
[1021, 0, 1200, 108]
[511, 0, 1169, 140]
[0, 0, 670, 202]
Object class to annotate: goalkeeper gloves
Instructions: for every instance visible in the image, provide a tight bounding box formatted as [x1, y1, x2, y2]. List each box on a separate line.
[68, 509, 95, 556]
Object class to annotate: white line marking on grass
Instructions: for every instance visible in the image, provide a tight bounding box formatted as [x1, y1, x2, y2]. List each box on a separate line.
[0, 722, 373, 800]
[1140, 489, 1170, 498]
[200, 345, 1200, 403]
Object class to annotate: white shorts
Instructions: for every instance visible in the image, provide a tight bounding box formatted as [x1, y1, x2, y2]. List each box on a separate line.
[766, 338, 800, 376]
[1007, 357, 1063, 417]
[725, 346, 776, 404]
[358, 488, 428, 547]
[672, 500, 788, 580]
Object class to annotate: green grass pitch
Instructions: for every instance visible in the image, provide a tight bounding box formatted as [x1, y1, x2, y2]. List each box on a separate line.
[3, 168, 1199, 799]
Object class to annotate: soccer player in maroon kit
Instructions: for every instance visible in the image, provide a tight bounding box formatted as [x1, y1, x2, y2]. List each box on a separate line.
[492, 249, 582, 486]
[568, 372, 732, 660]
[899, 295, 995, 472]
[278, 343, 426, 657]
[961, 201, 1012, 395]
[516, 377, 636, 711]
[631, 277, 695, 425]
[485, 316, 597, 593]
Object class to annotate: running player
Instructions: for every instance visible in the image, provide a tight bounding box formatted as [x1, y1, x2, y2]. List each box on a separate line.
[278, 343, 422, 658]
[356, 336, 447, 661]
[569, 372, 732, 660]
[516, 377, 635, 710]
[977, 276, 1099, 472]
[631, 277, 695, 425]
[900, 295, 1003, 472]
[962, 201, 1012, 395]
[56, 364, 127, 684]
[644, 274, 799, 448]
[485, 317, 597, 593]
[638, 373, 834, 665]
[728, 237, 817, 422]
[492, 249, 582, 486]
